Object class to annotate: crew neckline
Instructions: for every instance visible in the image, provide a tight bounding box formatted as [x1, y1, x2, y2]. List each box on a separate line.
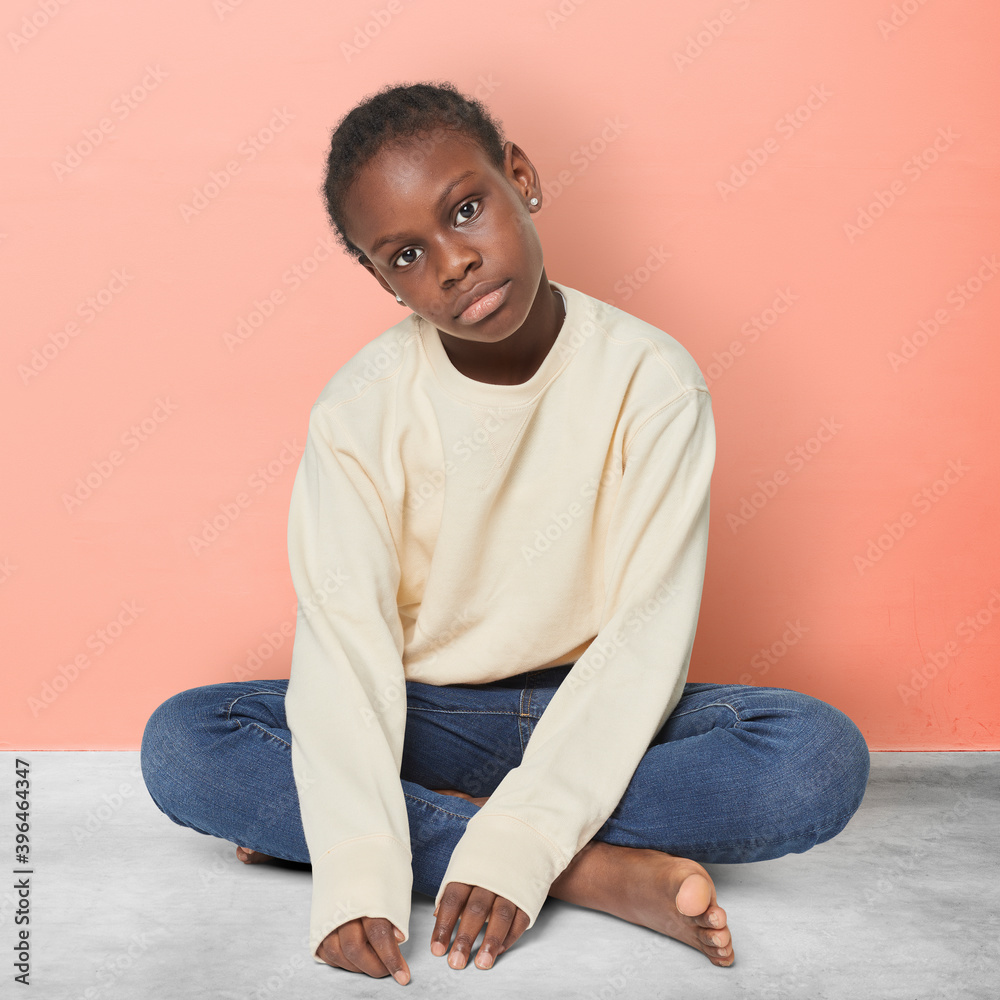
[416, 281, 579, 407]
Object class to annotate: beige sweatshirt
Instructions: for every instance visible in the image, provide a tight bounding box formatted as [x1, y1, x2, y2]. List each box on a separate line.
[284, 280, 716, 962]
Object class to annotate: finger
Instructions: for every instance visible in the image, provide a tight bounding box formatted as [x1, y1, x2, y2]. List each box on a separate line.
[448, 886, 495, 969]
[431, 881, 471, 957]
[316, 930, 363, 973]
[473, 897, 519, 970]
[493, 907, 532, 961]
[336, 919, 399, 981]
[362, 917, 411, 985]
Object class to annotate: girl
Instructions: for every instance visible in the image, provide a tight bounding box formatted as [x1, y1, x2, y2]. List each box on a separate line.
[141, 81, 870, 986]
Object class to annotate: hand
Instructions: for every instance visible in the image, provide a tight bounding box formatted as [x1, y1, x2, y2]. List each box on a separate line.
[317, 916, 411, 985]
[431, 881, 531, 970]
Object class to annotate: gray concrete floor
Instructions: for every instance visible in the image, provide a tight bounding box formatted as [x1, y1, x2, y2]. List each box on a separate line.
[1, 751, 997, 999]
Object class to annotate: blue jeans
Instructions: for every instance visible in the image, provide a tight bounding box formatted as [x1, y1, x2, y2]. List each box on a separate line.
[140, 665, 870, 900]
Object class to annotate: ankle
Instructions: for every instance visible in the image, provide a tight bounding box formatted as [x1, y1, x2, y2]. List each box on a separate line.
[549, 840, 612, 901]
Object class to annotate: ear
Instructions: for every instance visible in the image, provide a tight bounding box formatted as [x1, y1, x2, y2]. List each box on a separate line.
[504, 141, 540, 206]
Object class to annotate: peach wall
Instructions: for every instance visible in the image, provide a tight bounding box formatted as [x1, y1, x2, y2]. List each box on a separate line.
[2, 0, 997, 750]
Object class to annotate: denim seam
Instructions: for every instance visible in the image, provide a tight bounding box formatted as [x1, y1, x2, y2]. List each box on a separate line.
[669, 701, 743, 723]
[406, 793, 566, 858]
[406, 707, 522, 718]
[403, 792, 475, 822]
[224, 690, 286, 724]
[247, 721, 291, 749]
[518, 685, 535, 753]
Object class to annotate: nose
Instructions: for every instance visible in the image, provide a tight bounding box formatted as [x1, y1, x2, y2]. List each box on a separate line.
[436, 233, 480, 286]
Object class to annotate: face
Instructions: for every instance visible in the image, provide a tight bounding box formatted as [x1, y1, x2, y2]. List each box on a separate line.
[341, 130, 547, 343]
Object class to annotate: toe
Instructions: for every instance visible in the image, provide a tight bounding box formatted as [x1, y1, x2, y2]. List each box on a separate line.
[693, 904, 727, 929]
[675, 872, 713, 917]
[237, 846, 269, 864]
[699, 926, 731, 950]
[709, 941, 735, 963]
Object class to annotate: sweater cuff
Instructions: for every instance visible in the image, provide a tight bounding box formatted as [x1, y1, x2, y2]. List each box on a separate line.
[308, 834, 413, 964]
[433, 813, 571, 930]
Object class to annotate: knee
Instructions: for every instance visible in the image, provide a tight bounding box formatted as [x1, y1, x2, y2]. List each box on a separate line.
[139, 687, 214, 812]
[785, 695, 871, 831]
[842, 713, 871, 810]
[140, 692, 179, 808]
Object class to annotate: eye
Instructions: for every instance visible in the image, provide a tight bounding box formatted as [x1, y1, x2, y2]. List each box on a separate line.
[391, 200, 481, 268]
[393, 247, 423, 268]
[456, 199, 480, 223]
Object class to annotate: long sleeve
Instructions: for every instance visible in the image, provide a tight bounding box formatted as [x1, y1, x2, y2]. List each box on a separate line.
[284, 403, 413, 963]
[433, 386, 716, 926]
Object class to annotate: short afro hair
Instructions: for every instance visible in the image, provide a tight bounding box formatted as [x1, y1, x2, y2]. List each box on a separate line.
[322, 80, 506, 262]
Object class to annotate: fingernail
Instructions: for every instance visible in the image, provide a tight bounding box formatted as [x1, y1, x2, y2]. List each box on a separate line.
[433, 905, 439, 916]
[394, 928, 405, 942]
[394, 970, 408, 985]
[431, 940, 446, 956]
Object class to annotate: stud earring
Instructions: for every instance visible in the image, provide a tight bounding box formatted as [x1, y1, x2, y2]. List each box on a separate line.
[529, 197, 538, 206]
[396, 295, 404, 303]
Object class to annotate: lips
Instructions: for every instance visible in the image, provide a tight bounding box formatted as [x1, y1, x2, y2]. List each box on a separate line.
[453, 278, 509, 318]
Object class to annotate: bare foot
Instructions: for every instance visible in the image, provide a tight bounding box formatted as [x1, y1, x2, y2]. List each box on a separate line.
[433, 789, 733, 965]
[235, 846, 279, 864]
[548, 841, 735, 967]
[235, 846, 312, 871]
[432, 787, 491, 808]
